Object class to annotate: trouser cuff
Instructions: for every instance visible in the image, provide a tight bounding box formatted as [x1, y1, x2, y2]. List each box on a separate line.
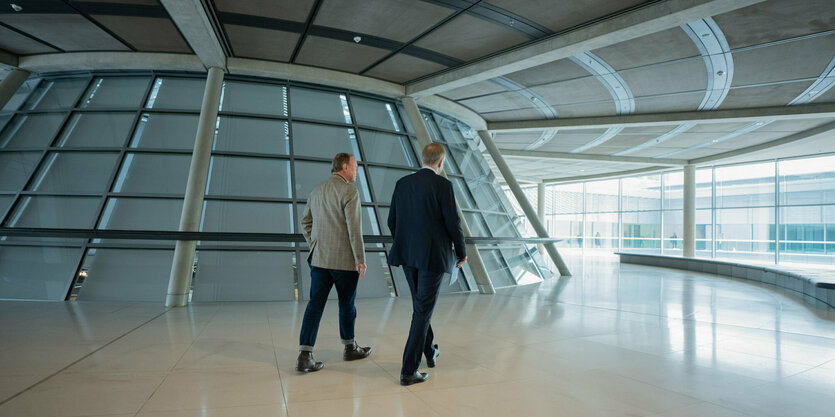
[341, 338, 355, 345]
[299, 345, 314, 352]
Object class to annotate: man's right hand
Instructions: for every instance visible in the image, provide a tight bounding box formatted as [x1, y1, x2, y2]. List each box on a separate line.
[456, 256, 468, 268]
[357, 263, 367, 279]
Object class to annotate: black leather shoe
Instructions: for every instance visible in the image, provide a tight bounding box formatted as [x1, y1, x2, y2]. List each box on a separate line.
[400, 371, 429, 386]
[296, 351, 323, 372]
[426, 344, 440, 368]
[343, 342, 372, 361]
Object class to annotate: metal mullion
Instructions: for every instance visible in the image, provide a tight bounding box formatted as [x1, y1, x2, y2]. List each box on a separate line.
[210, 150, 290, 160]
[217, 110, 289, 122]
[286, 84, 302, 300]
[775, 159, 780, 264]
[361, 161, 419, 171]
[18, 191, 102, 198]
[203, 195, 294, 203]
[140, 108, 201, 115]
[660, 172, 665, 254]
[711, 166, 717, 258]
[0, 240, 80, 248]
[43, 147, 124, 153]
[127, 148, 203, 155]
[104, 193, 185, 199]
[354, 122, 409, 137]
[64, 76, 158, 300]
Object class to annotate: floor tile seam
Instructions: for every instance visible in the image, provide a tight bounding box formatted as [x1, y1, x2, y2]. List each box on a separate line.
[601, 372, 711, 413]
[0, 307, 173, 408]
[140, 399, 286, 415]
[406, 375, 547, 395]
[282, 390, 411, 409]
[270, 306, 290, 409]
[133, 306, 223, 416]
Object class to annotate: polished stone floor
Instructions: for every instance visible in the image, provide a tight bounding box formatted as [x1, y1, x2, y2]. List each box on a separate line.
[2, 255, 835, 417]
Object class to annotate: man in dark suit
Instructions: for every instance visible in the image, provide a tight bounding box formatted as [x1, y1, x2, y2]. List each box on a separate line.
[388, 143, 467, 386]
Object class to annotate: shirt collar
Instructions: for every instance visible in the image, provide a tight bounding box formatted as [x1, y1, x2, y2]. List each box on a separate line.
[332, 173, 349, 183]
[421, 166, 439, 175]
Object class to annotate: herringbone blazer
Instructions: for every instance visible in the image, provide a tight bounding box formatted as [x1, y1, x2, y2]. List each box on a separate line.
[301, 174, 365, 271]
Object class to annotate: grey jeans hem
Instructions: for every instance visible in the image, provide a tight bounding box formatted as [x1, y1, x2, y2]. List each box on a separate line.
[341, 338, 354, 345]
[299, 345, 314, 352]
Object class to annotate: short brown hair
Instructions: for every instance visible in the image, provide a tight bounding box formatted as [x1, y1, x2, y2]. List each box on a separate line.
[422, 143, 445, 166]
[331, 153, 353, 173]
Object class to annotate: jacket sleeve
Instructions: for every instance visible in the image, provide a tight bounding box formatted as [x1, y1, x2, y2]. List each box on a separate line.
[441, 180, 466, 259]
[344, 188, 365, 265]
[301, 202, 313, 245]
[387, 181, 398, 237]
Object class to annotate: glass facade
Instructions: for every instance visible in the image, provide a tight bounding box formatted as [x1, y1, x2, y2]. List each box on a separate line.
[513, 154, 835, 266]
[0, 72, 540, 301]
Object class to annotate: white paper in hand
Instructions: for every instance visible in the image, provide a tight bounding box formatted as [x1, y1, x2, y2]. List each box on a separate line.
[449, 265, 459, 286]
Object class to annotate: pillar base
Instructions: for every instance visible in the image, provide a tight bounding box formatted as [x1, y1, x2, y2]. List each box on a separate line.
[165, 293, 189, 308]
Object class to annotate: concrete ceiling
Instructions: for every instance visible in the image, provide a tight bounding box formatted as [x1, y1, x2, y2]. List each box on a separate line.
[0, 0, 834, 181]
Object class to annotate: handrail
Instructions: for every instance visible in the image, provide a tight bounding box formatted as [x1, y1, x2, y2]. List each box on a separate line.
[0, 228, 564, 245]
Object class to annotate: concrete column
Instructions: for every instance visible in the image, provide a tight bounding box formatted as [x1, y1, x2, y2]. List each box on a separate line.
[401, 97, 495, 294]
[683, 165, 696, 257]
[536, 182, 546, 256]
[478, 130, 571, 276]
[0, 69, 31, 110]
[165, 67, 224, 307]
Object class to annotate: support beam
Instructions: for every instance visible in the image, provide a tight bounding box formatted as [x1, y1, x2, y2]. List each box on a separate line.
[683, 165, 696, 257]
[406, 0, 763, 96]
[500, 149, 688, 166]
[544, 166, 671, 183]
[159, 0, 226, 69]
[0, 68, 30, 109]
[479, 130, 571, 276]
[401, 97, 496, 294]
[536, 182, 546, 257]
[166, 66, 224, 307]
[488, 103, 835, 132]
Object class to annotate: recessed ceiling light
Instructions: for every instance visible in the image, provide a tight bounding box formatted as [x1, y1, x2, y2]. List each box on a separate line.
[701, 33, 711, 37]
[352, 36, 361, 43]
[755, 121, 765, 126]
[716, 70, 725, 76]
[10, 3, 22, 12]
[712, 139, 719, 142]
[530, 96, 538, 101]
[509, 19, 515, 26]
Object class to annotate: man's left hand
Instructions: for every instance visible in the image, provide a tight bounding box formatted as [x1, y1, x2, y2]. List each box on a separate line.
[357, 263, 367, 279]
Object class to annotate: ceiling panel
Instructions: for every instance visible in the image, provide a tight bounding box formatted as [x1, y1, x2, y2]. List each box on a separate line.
[0, 14, 128, 51]
[504, 59, 591, 87]
[364, 53, 446, 83]
[224, 24, 299, 62]
[757, 118, 835, 132]
[414, 13, 528, 62]
[619, 126, 676, 134]
[593, 27, 700, 70]
[720, 81, 814, 109]
[713, 0, 835, 49]
[552, 101, 616, 118]
[481, 108, 544, 122]
[486, 0, 646, 33]
[688, 122, 756, 133]
[0, 24, 58, 54]
[314, 0, 453, 43]
[214, 0, 315, 22]
[603, 134, 659, 148]
[440, 80, 507, 101]
[634, 91, 704, 113]
[620, 58, 706, 97]
[494, 132, 543, 148]
[91, 15, 190, 53]
[459, 92, 534, 113]
[627, 147, 684, 158]
[295, 36, 390, 73]
[731, 34, 835, 86]
[530, 77, 611, 106]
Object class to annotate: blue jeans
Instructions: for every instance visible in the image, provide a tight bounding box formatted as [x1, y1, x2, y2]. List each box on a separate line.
[400, 266, 443, 375]
[299, 264, 359, 351]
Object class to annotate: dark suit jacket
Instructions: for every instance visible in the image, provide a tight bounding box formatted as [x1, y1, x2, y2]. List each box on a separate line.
[387, 168, 466, 274]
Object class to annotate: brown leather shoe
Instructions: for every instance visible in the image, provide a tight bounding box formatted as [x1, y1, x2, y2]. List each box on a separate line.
[343, 341, 372, 361]
[400, 371, 429, 386]
[296, 351, 323, 372]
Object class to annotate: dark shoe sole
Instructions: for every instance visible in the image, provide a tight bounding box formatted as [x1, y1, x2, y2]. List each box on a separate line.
[400, 374, 429, 386]
[344, 348, 372, 361]
[296, 365, 324, 372]
[427, 345, 440, 368]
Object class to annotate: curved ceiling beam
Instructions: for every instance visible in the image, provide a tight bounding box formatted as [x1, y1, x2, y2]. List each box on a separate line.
[568, 52, 633, 153]
[488, 77, 559, 150]
[501, 150, 687, 166]
[159, 0, 227, 69]
[405, 0, 765, 97]
[615, 17, 733, 156]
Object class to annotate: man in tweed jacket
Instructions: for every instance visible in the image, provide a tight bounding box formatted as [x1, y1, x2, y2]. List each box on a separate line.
[296, 153, 372, 372]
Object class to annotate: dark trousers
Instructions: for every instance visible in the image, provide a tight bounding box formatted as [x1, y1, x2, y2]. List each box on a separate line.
[299, 264, 359, 351]
[401, 265, 443, 375]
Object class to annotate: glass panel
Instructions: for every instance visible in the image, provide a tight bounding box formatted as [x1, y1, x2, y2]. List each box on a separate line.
[696, 168, 712, 209]
[396, 103, 414, 133]
[79, 77, 150, 108]
[76, 248, 174, 301]
[290, 87, 351, 124]
[663, 171, 682, 210]
[5, 196, 101, 228]
[0, 151, 41, 191]
[0, 113, 67, 149]
[451, 177, 474, 209]
[0, 246, 81, 301]
[779, 155, 835, 206]
[366, 166, 415, 204]
[357, 130, 415, 166]
[478, 248, 515, 287]
[622, 174, 661, 212]
[463, 211, 490, 237]
[28, 152, 119, 193]
[2, 78, 40, 112]
[292, 122, 360, 160]
[500, 245, 543, 285]
[24, 78, 88, 110]
[0, 195, 15, 220]
[433, 114, 469, 144]
[298, 252, 392, 300]
[483, 212, 517, 237]
[214, 117, 289, 155]
[585, 179, 619, 212]
[97, 198, 183, 230]
[586, 212, 619, 249]
[129, 113, 198, 150]
[447, 143, 484, 178]
[112, 153, 191, 195]
[715, 207, 774, 261]
[696, 209, 712, 255]
[220, 80, 287, 116]
[779, 205, 835, 266]
[202, 200, 293, 233]
[715, 161, 775, 208]
[146, 77, 206, 110]
[377, 206, 391, 235]
[468, 180, 503, 212]
[422, 112, 443, 142]
[550, 214, 583, 248]
[56, 113, 134, 147]
[294, 161, 370, 202]
[207, 156, 291, 198]
[351, 96, 401, 131]
[193, 251, 296, 301]
[551, 183, 583, 214]
[663, 210, 683, 251]
[622, 211, 661, 252]
[0, 114, 9, 134]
